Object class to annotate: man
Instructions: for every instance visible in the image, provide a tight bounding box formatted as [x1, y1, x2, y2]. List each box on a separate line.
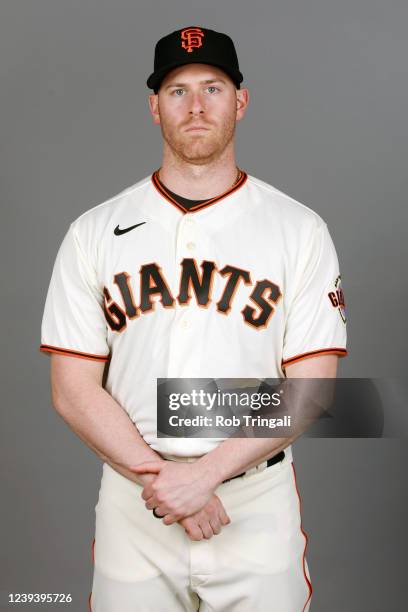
[39, 26, 347, 611]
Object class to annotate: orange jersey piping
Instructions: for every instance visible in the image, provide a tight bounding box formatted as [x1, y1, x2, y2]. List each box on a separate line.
[291, 461, 313, 611]
[39, 344, 110, 363]
[151, 169, 248, 214]
[282, 347, 348, 368]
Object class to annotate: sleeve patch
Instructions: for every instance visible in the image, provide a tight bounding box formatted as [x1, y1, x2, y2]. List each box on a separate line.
[327, 275, 347, 323]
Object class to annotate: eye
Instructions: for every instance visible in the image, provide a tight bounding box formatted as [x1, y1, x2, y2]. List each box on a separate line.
[173, 88, 185, 96]
[207, 86, 219, 94]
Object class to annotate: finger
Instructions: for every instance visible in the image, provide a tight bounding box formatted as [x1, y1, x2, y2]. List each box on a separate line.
[129, 462, 162, 474]
[151, 501, 175, 517]
[179, 517, 203, 541]
[199, 521, 213, 540]
[209, 517, 221, 535]
[153, 507, 165, 518]
[141, 486, 154, 501]
[142, 488, 156, 503]
[144, 496, 157, 510]
[218, 506, 231, 525]
[184, 524, 203, 541]
[162, 514, 178, 525]
[212, 495, 230, 523]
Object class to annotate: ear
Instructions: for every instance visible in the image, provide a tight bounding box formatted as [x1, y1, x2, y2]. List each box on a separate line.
[236, 88, 249, 122]
[148, 93, 161, 125]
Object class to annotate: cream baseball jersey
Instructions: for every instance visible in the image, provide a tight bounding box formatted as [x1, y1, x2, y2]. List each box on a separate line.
[40, 171, 347, 459]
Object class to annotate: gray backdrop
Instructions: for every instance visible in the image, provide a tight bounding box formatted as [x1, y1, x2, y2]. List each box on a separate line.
[1, 0, 407, 610]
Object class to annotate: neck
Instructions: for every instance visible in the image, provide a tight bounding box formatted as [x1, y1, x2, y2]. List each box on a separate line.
[158, 142, 240, 200]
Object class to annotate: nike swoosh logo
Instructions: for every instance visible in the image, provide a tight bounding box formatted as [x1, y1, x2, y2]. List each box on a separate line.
[114, 222, 146, 236]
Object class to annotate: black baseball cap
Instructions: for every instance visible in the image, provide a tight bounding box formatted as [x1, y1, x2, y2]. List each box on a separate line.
[146, 26, 244, 93]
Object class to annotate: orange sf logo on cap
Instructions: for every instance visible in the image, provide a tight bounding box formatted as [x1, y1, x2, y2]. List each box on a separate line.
[181, 27, 204, 53]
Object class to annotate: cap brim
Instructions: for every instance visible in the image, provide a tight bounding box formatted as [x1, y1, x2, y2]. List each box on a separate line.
[147, 59, 243, 91]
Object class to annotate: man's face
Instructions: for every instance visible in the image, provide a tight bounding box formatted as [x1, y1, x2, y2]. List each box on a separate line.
[149, 63, 249, 165]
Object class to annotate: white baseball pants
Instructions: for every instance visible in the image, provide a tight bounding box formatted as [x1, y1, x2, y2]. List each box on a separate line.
[89, 452, 312, 611]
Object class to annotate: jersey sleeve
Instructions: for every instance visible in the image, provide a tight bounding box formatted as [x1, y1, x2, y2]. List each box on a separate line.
[39, 222, 110, 363]
[281, 219, 347, 371]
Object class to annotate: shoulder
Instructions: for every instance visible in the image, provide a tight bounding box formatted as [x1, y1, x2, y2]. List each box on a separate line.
[70, 174, 152, 239]
[245, 173, 326, 232]
[60, 174, 152, 266]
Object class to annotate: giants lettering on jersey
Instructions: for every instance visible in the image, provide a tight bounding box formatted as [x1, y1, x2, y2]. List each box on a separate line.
[103, 258, 282, 332]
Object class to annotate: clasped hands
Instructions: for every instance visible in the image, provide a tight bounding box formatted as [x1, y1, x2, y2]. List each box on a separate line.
[129, 459, 231, 541]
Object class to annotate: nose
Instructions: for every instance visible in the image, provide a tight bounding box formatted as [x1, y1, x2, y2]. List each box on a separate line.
[188, 90, 205, 117]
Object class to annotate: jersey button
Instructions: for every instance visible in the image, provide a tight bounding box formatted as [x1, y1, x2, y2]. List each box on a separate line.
[180, 319, 190, 329]
[186, 241, 196, 251]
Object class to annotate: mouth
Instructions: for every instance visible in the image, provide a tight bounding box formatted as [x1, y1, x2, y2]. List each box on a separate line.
[185, 126, 210, 132]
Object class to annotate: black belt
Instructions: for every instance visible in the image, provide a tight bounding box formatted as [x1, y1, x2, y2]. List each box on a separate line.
[222, 450, 285, 484]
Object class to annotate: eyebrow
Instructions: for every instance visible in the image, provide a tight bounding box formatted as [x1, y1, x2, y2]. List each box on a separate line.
[164, 78, 226, 90]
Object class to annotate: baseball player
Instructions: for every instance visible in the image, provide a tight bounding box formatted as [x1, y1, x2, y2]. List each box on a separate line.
[39, 26, 347, 611]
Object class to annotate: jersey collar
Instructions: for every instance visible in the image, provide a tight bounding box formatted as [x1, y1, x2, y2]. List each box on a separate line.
[151, 169, 248, 214]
